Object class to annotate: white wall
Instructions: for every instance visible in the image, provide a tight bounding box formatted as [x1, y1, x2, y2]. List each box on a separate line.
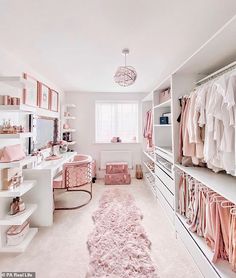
[65, 91, 146, 178]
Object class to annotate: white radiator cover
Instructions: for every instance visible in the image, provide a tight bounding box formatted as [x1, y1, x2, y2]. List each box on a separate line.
[100, 150, 133, 169]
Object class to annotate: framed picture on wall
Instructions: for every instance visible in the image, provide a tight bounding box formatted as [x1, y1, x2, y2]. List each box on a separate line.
[39, 83, 50, 109]
[50, 89, 59, 112]
[22, 73, 39, 107]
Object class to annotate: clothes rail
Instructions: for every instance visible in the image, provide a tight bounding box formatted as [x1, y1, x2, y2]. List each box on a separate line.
[196, 60, 236, 86]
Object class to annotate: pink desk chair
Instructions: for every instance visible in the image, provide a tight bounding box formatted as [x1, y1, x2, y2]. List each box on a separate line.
[53, 154, 93, 210]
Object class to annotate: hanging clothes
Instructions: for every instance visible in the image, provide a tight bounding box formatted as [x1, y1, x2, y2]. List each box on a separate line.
[143, 110, 153, 149]
[178, 172, 236, 272]
[178, 70, 236, 176]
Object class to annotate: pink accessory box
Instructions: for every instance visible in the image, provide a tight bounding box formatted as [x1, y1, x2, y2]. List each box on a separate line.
[159, 88, 171, 104]
[105, 173, 131, 185]
[7, 221, 29, 246]
[0, 144, 26, 162]
[106, 162, 128, 174]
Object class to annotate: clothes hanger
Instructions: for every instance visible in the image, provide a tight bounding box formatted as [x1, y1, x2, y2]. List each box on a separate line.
[230, 207, 236, 216]
[221, 200, 235, 208]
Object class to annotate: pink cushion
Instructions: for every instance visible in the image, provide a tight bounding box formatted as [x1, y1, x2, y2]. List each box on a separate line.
[0, 144, 26, 162]
[105, 173, 131, 185]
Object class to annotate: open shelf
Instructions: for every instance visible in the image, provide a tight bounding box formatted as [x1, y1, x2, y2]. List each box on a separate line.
[0, 132, 34, 139]
[0, 180, 36, 198]
[63, 116, 76, 120]
[0, 228, 38, 253]
[64, 104, 76, 108]
[176, 213, 235, 278]
[153, 99, 171, 109]
[154, 124, 172, 127]
[0, 156, 36, 169]
[62, 129, 76, 133]
[0, 204, 37, 225]
[67, 141, 76, 146]
[0, 105, 35, 113]
[0, 76, 34, 89]
[175, 164, 236, 204]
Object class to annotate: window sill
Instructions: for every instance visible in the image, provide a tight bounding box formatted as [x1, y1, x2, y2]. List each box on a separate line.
[94, 142, 141, 145]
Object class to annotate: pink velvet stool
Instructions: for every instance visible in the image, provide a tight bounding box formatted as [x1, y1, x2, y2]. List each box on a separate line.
[53, 154, 93, 210]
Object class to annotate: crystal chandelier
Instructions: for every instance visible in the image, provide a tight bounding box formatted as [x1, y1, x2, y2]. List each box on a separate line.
[114, 48, 137, 87]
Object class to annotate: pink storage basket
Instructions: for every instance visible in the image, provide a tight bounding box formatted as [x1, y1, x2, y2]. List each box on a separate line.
[106, 162, 128, 174]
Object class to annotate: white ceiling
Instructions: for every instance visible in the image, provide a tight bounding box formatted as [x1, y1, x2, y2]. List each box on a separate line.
[0, 0, 236, 93]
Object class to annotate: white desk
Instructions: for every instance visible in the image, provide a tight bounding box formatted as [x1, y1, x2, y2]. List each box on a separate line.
[23, 152, 77, 226]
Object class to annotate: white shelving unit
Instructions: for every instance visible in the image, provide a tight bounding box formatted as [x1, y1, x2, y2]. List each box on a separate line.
[141, 15, 236, 278]
[0, 132, 34, 139]
[61, 104, 77, 148]
[0, 75, 38, 253]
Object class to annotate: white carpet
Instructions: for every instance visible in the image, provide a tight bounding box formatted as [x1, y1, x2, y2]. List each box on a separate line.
[0, 179, 202, 278]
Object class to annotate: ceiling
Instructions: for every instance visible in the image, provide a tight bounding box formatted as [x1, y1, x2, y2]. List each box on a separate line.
[0, 0, 236, 93]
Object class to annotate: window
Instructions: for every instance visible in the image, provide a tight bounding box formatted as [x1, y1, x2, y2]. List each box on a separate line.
[95, 101, 139, 143]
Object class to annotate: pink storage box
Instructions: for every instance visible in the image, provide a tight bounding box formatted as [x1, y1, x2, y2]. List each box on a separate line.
[159, 88, 171, 104]
[7, 221, 29, 246]
[0, 144, 26, 162]
[106, 162, 128, 174]
[105, 173, 131, 185]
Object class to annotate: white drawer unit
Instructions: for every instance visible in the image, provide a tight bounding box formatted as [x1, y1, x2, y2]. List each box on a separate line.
[156, 187, 174, 224]
[155, 164, 174, 194]
[155, 175, 174, 209]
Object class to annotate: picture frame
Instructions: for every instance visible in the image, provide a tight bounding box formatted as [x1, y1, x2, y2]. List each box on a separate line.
[39, 83, 50, 110]
[22, 73, 39, 107]
[50, 89, 59, 112]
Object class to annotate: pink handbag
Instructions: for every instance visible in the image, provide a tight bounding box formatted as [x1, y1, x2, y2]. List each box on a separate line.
[105, 173, 131, 185]
[159, 89, 171, 104]
[0, 144, 26, 162]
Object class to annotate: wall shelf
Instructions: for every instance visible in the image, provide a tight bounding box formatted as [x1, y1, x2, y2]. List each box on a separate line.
[63, 116, 76, 120]
[0, 105, 35, 113]
[154, 124, 172, 127]
[0, 76, 34, 89]
[0, 156, 36, 169]
[0, 132, 34, 139]
[67, 141, 76, 146]
[62, 129, 76, 133]
[0, 180, 36, 198]
[0, 204, 37, 225]
[153, 99, 171, 109]
[0, 228, 38, 253]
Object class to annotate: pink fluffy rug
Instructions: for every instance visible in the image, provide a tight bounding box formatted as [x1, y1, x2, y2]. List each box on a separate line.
[86, 189, 158, 278]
